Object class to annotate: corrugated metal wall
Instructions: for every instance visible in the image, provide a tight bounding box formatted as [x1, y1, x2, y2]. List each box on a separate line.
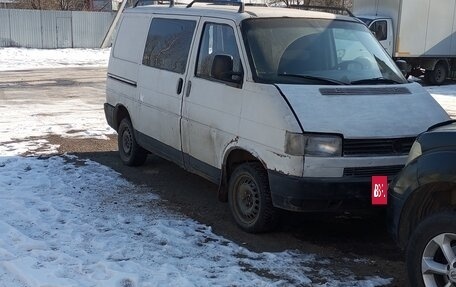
[0, 9, 11, 46]
[9, 9, 42, 47]
[72, 11, 114, 48]
[0, 9, 115, 48]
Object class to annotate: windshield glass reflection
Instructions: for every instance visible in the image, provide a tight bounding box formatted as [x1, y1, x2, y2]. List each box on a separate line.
[241, 18, 406, 86]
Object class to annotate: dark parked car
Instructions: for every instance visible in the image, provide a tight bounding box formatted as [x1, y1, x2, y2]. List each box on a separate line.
[388, 120, 456, 287]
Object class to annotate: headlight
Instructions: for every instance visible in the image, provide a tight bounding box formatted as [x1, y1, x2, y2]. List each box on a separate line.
[406, 141, 422, 165]
[285, 132, 342, 157]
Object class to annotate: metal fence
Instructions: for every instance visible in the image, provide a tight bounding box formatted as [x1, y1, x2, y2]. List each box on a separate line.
[0, 9, 115, 48]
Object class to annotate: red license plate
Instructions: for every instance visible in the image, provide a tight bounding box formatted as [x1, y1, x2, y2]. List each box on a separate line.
[372, 176, 388, 205]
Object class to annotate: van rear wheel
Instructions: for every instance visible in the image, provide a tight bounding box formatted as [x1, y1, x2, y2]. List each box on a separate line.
[228, 162, 278, 233]
[118, 118, 147, 166]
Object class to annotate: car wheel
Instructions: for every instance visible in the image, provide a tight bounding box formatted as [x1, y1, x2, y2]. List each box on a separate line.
[228, 162, 278, 233]
[430, 62, 448, 85]
[118, 118, 147, 166]
[406, 212, 456, 287]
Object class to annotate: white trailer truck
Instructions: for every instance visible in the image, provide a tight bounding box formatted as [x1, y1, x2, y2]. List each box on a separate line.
[352, 0, 456, 85]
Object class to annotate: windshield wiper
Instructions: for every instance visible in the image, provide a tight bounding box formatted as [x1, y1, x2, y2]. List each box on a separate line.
[350, 77, 402, 85]
[278, 73, 346, 85]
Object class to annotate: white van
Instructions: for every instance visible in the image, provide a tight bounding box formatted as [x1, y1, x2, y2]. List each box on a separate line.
[104, 1, 450, 233]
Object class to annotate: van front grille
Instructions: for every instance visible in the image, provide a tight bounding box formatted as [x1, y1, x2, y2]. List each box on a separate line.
[343, 137, 415, 156]
[343, 165, 404, 177]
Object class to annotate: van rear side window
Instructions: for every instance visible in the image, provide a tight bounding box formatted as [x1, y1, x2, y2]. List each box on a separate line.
[142, 18, 196, 74]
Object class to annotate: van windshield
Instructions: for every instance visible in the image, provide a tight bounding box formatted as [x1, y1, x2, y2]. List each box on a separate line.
[241, 18, 407, 85]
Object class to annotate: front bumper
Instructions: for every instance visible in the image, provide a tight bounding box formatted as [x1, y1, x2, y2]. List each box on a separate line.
[386, 190, 405, 244]
[104, 103, 116, 130]
[386, 162, 419, 247]
[268, 170, 396, 212]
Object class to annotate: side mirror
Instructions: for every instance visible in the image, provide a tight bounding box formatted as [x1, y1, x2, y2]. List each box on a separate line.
[395, 60, 409, 76]
[211, 54, 242, 84]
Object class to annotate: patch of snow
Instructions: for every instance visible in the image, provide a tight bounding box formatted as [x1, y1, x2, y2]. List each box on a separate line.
[314, 276, 392, 287]
[0, 89, 113, 156]
[0, 155, 392, 286]
[0, 48, 110, 71]
[425, 84, 456, 119]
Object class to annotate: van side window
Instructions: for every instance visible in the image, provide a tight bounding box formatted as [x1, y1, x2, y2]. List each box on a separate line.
[142, 18, 196, 74]
[369, 20, 387, 41]
[196, 23, 243, 84]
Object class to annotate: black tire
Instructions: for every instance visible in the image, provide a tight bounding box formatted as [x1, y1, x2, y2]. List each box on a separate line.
[424, 70, 433, 85]
[406, 211, 456, 287]
[228, 162, 278, 233]
[118, 118, 147, 166]
[429, 62, 448, 85]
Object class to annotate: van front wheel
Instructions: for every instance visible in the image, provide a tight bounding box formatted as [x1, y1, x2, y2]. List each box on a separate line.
[228, 163, 278, 233]
[118, 118, 147, 166]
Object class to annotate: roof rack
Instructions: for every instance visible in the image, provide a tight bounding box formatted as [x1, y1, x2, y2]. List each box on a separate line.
[288, 5, 354, 17]
[186, 0, 245, 13]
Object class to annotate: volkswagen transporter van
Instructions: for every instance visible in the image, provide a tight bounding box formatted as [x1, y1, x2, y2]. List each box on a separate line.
[104, 1, 450, 232]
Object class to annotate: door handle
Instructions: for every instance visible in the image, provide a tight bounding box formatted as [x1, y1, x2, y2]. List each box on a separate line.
[185, 80, 192, 97]
[177, 78, 184, 94]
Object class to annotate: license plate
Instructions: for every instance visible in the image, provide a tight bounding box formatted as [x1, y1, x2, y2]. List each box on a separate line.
[372, 176, 388, 205]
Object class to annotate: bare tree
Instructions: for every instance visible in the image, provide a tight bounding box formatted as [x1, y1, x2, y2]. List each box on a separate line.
[13, 0, 91, 10]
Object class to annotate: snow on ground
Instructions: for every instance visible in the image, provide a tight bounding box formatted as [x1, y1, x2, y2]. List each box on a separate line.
[426, 85, 456, 119]
[0, 48, 110, 71]
[0, 90, 113, 156]
[0, 50, 393, 286]
[0, 155, 391, 287]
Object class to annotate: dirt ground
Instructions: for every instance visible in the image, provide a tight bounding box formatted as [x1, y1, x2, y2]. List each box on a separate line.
[1, 68, 407, 286]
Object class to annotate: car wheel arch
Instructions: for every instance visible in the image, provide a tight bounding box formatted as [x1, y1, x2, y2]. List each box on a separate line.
[398, 181, 456, 249]
[218, 146, 267, 202]
[114, 104, 130, 131]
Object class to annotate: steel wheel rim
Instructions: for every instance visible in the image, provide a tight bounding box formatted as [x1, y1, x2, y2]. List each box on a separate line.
[422, 233, 456, 287]
[122, 128, 132, 155]
[233, 174, 260, 225]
